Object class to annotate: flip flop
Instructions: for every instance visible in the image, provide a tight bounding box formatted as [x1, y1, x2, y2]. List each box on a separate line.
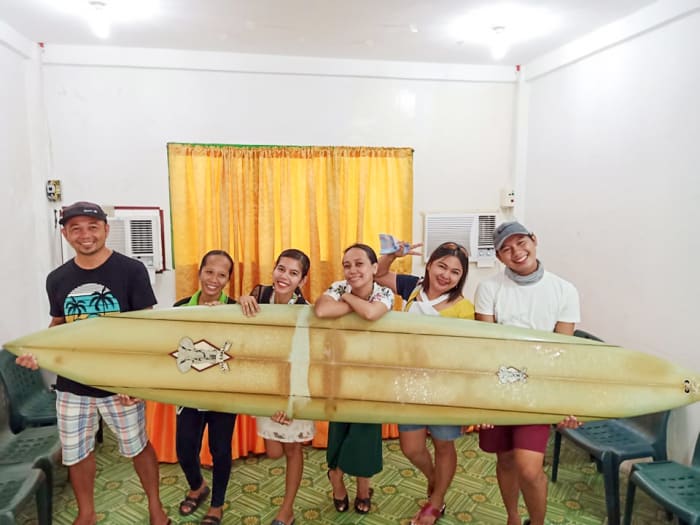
[410, 501, 443, 524]
[200, 515, 221, 525]
[178, 485, 211, 516]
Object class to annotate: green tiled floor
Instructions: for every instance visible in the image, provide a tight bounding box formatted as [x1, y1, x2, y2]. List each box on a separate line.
[18, 430, 672, 524]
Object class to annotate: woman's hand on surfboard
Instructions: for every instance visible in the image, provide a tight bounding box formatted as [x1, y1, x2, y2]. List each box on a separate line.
[238, 295, 261, 317]
[470, 423, 495, 431]
[557, 415, 582, 429]
[271, 410, 293, 425]
[15, 353, 39, 370]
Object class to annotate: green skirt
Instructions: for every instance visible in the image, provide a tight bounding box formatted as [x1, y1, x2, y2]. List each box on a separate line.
[326, 422, 383, 477]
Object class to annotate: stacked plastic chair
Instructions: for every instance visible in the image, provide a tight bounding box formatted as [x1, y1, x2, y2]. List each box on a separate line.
[624, 433, 700, 525]
[550, 330, 671, 525]
[0, 361, 60, 524]
[0, 350, 56, 433]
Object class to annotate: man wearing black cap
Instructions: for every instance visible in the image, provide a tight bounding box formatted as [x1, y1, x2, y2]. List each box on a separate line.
[16, 201, 170, 525]
[474, 221, 581, 525]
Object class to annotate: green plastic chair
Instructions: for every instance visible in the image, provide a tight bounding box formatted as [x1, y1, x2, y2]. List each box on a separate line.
[550, 330, 671, 525]
[0, 379, 61, 518]
[0, 463, 51, 524]
[0, 350, 56, 433]
[623, 433, 700, 525]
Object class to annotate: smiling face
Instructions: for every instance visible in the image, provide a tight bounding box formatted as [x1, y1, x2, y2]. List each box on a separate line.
[497, 233, 538, 275]
[425, 254, 464, 297]
[198, 254, 232, 303]
[342, 247, 377, 296]
[62, 216, 110, 258]
[272, 256, 307, 301]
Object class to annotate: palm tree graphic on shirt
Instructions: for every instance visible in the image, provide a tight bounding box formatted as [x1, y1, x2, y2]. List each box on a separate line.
[65, 296, 86, 318]
[90, 286, 116, 313]
[64, 283, 121, 322]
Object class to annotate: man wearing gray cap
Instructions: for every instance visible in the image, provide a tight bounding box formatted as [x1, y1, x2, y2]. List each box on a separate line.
[474, 221, 581, 525]
[16, 201, 170, 525]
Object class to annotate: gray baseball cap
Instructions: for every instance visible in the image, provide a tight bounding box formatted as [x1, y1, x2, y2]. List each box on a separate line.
[493, 221, 531, 250]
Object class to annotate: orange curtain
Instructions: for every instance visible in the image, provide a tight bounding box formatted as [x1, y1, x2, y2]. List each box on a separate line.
[167, 144, 413, 300]
[149, 145, 412, 462]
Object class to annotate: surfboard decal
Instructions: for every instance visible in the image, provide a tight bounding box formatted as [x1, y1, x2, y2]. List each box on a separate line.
[497, 366, 528, 384]
[172, 336, 232, 373]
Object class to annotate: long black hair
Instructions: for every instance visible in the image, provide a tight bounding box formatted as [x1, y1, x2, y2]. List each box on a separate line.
[422, 242, 469, 303]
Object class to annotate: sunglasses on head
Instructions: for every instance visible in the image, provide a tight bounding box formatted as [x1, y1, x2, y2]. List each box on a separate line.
[438, 242, 468, 256]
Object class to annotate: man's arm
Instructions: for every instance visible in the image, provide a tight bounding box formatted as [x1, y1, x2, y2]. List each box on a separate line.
[554, 321, 575, 336]
[475, 313, 496, 323]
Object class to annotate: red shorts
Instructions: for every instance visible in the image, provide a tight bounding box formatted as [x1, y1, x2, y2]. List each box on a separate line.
[478, 424, 550, 454]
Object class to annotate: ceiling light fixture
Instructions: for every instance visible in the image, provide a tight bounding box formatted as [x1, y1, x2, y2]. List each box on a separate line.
[491, 26, 508, 60]
[87, 0, 110, 39]
[48, 0, 160, 38]
[449, 4, 558, 61]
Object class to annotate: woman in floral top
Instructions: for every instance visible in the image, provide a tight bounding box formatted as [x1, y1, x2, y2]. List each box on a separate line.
[238, 248, 314, 525]
[314, 243, 394, 515]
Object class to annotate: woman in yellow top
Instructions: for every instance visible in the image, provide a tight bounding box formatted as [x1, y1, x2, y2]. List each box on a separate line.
[376, 241, 473, 525]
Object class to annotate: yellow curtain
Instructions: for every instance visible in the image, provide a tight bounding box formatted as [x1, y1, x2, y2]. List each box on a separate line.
[168, 144, 414, 302]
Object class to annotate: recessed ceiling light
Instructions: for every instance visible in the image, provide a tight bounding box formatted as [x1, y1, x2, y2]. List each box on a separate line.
[491, 26, 508, 60]
[87, 1, 109, 39]
[48, 0, 159, 38]
[449, 3, 558, 58]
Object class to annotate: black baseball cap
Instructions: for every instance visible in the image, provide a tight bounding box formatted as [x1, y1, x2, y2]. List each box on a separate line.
[59, 201, 108, 225]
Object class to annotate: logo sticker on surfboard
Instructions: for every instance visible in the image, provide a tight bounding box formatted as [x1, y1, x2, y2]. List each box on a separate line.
[497, 366, 528, 384]
[172, 337, 231, 373]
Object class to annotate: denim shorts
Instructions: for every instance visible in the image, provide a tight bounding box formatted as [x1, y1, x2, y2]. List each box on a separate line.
[398, 424, 462, 441]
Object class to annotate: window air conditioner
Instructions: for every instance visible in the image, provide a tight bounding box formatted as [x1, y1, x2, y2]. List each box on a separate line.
[106, 215, 163, 272]
[423, 213, 497, 267]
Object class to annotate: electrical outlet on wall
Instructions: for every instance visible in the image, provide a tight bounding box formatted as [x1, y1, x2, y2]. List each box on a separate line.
[46, 180, 62, 202]
[500, 187, 515, 208]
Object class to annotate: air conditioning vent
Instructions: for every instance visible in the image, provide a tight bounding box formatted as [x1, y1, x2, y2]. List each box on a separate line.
[129, 220, 155, 255]
[423, 213, 497, 267]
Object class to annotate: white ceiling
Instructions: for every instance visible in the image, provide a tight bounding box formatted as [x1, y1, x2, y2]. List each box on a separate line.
[0, 0, 658, 65]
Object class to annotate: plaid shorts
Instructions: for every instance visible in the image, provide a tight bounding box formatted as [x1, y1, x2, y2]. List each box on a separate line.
[56, 391, 148, 466]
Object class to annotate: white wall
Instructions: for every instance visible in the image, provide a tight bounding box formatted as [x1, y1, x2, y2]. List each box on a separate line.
[39, 48, 517, 304]
[0, 24, 53, 342]
[523, 9, 700, 461]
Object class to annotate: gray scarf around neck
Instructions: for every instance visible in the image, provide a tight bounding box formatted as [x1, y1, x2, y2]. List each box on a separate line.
[505, 260, 544, 285]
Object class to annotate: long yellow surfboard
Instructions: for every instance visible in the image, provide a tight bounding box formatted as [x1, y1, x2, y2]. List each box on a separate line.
[4, 305, 698, 425]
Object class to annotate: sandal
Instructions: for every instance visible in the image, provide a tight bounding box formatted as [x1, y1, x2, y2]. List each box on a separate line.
[201, 516, 221, 525]
[354, 487, 374, 514]
[178, 485, 210, 516]
[411, 501, 443, 524]
[270, 520, 295, 525]
[327, 469, 349, 512]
